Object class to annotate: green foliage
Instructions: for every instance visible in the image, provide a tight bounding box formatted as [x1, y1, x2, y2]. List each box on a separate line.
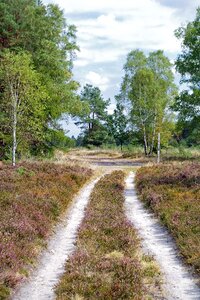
[161, 146, 200, 161]
[0, 0, 82, 161]
[47, 129, 76, 149]
[107, 103, 131, 150]
[118, 50, 177, 155]
[174, 7, 200, 146]
[0, 50, 48, 164]
[0, 285, 10, 300]
[175, 8, 200, 88]
[76, 84, 110, 147]
[16, 166, 26, 176]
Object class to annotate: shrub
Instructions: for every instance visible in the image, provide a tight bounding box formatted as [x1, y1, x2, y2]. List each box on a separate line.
[136, 163, 200, 273]
[0, 162, 92, 298]
[56, 171, 160, 299]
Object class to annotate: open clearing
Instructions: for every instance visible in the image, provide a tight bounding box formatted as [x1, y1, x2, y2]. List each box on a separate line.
[5, 151, 200, 299]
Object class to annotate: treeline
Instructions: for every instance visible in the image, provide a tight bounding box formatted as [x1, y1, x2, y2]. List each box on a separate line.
[0, 2, 199, 163]
[76, 7, 200, 153]
[0, 0, 84, 165]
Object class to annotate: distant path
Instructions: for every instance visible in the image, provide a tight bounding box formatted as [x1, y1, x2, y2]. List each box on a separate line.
[12, 176, 102, 300]
[68, 150, 144, 170]
[125, 172, 200, 300]
[12, 151, 142, 300]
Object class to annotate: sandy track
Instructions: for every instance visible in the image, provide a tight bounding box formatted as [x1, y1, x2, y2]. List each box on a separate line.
[125, 172, 200, 300]
[12, 176, 101, 300]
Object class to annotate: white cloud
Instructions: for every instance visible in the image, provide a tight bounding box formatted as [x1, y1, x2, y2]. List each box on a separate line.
[44, 0, 152, 14]
[68, 1, 182, 68]
[43, 0, 198, 97]
[74, 59, 89, 67]
[44, 0, 198, 15]
[85, 71, 110, 91]
[107, 103, 116, 115]
[42, 0, 198, 135]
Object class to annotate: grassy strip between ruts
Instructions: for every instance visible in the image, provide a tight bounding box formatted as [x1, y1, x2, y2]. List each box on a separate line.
[135, 163, 200, 275]
[0, 162, 92, 299]
[55, 171, 162, 300]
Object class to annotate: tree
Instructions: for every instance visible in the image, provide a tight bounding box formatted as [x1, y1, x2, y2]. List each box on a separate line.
[118, 50, 147, 110]
[76, 84, 110, 146]
[147, 50, 177, 154]
[0, 51, 48, 166]
[0, 0, 83, 158]
[174, 7, 200, 145]
[107, 102, 130, 150]
[129, 68, 156, 155]
[119, 50, 177, 155]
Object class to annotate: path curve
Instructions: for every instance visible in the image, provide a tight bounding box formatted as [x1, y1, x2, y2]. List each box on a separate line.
[125, 172, 200, 300]
[12, 176, 101, 300]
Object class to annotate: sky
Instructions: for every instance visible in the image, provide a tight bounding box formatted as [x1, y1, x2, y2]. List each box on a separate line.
[43, 0, 199, 136]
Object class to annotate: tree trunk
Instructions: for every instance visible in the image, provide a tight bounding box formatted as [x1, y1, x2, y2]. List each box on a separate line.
[10, 82, 17, 167]
[12, 101, 17, 167]
[143, 124, 148, 156]
[139, 106, 148, 156]
[157, 132, 161, 164]
[149, 114, 157, 156]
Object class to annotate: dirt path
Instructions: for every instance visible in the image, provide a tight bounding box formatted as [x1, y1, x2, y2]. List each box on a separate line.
[12, 176, 101, 300]
[12, 152, 143, 300]
[125, 172, 200, 300]
[12, 151, 200, 299]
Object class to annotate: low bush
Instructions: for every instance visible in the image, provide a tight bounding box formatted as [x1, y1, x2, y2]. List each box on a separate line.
[161, 146, 200, 162]
[136, 163, 200, 274]
[0, 162, 92, 299]
[55, 171, 161, 299]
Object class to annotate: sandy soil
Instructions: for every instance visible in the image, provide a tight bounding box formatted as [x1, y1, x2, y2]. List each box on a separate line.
[12, 151, 200, 299]
[125, 172, 200, 300]
[12, 176, 101, 300]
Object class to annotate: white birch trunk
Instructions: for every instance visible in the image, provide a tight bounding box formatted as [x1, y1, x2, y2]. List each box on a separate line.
[149, 113, 157, 156]
[12, 108, 17, 167]
[10, 82, 18, 167]
[143, 124, 148, 156]
[157, 132, 161, 164]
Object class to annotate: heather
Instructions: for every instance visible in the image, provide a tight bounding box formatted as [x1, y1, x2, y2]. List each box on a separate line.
[56, 171, 160, 299]
[0, 162, 92, 299]
[135, 163, 200, 274]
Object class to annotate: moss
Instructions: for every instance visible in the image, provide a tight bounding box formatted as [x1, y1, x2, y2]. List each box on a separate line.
[0, 285, 10, 300]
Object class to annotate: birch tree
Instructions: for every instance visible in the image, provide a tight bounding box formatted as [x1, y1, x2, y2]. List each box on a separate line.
[0, 0, 82, 157]
[129, 68, 159, 155]
[119, 50, 177, 155]
[0, 51, 48, 166]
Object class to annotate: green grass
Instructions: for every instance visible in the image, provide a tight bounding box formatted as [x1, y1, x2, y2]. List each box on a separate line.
[161, 146, 200, 161]
[71, 145, 200, 162]
[0, 162, 92, 299]
[55, 171, 161, 299]
[135, 163, 200, 274]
